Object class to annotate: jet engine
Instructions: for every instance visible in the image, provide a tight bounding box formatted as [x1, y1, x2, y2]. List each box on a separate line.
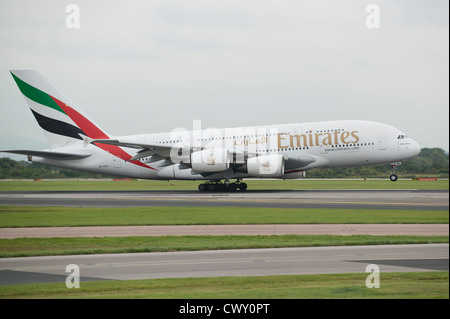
[191, 148, 230, 172]
[247, 154, 285, 177]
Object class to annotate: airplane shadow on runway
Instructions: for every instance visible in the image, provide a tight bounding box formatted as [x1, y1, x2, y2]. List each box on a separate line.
[0, 269, 111, 285]
[347, 259, 449, 271]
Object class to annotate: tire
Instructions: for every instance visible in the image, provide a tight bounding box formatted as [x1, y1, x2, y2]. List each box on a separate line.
[227, 183, 237, 192]
[390, 174, 398, 182]
[216, 184, 227, 192]
[238, 183, 248, 191]
[198, 184, 206, 191]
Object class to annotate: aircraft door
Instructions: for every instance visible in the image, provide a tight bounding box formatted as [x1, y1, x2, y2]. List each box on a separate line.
[378, 137, 387, 150]
[113, 156, 122, 168]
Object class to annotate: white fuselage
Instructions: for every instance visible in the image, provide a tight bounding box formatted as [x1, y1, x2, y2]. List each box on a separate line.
[33, 120, 421, 181]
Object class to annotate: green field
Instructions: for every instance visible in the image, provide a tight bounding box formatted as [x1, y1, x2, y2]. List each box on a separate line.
[1, 205, 447, 258]
[0, 206, 447, 227]
[1, 235, 447, 258]
[0, 178, 447, 298]
[0, 272, 448, 299]
[0, 178, 448, 191]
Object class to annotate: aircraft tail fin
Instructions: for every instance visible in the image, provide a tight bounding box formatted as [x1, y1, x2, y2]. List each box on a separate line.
[10, 70, 110, 149]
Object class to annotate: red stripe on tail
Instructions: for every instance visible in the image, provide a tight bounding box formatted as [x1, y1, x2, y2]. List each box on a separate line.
[50, 96, 155, 171]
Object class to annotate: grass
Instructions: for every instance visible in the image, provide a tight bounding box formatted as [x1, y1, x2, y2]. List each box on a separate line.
[0, 179, 447, 298]
[0, 272, 448, 299]
[0, 235, 448, 257]
[0, 206, 447, 227]
[0, 179, 448, 191]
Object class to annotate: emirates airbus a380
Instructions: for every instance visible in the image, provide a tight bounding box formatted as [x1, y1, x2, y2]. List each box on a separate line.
[2, 70, 421, 191]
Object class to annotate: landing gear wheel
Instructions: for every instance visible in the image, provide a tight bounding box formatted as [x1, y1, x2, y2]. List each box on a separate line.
[389, 162, 402, 182]
[198, 180, 248, 192]
[238, 183, 247, 191]
[216, 183, 227, 192]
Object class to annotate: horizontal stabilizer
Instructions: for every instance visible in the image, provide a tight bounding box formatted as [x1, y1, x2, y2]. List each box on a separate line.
[1, 150, 91, 160]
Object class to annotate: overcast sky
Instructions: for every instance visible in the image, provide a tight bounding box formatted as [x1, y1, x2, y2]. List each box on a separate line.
[0, 0, 448, 151]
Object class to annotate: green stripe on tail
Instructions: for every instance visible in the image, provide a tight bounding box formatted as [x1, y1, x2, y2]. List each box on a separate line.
[10, 72, 65, 115]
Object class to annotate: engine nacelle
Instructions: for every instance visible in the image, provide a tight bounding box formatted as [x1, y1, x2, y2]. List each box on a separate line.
[280, 170, 306, 179]
[157, 164, 205, 180]
[191, 148, 230, 172]
[247, 154, 285, 177]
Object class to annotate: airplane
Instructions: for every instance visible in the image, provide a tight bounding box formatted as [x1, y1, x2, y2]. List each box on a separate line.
[2, 70, 421, 191]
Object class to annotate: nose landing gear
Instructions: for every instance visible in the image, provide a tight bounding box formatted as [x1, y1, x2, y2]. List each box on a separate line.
[389, 162, 402, 182]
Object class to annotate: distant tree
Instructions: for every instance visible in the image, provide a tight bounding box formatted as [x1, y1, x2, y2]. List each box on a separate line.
[303, 148, 448, 178]
[0, 158, 116, 179]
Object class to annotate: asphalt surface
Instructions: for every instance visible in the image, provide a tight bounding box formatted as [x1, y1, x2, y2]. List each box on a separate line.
[0, 244, 448, 285]
[0, 189, 448, 210]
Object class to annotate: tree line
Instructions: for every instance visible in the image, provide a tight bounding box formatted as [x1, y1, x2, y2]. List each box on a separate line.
[0, 148, 448, 179]
[305, 148, 448, 178]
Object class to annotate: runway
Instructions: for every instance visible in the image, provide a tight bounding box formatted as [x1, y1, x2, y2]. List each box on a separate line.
[0, 244, 447, 285]
[0, 189, 448, 210]
[1, 189, 447, 238]
[1, 189, 447, 286]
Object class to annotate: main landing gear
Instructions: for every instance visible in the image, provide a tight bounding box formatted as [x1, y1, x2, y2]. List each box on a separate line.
[198, 179, 248, 192]
[389, 162, 402, 182]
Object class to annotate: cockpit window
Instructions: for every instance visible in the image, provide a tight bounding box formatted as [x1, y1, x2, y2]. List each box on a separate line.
[397, 135, 408, 139]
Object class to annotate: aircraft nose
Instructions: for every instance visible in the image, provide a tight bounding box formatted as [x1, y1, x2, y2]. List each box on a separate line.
[410, 139, 421, 157]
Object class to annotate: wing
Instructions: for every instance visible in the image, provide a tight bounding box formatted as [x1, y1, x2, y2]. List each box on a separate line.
[91, 139, 188, 161]
[92, 139, 316, 170]
[1, 150, 91, 160]
[91, 138, 258, 164]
